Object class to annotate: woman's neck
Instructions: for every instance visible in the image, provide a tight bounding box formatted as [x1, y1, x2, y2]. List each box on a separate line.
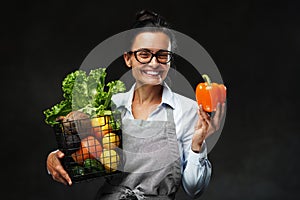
[133, 84, 163, 105]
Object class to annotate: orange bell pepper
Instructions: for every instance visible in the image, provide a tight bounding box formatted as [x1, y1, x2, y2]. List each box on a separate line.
[195, 74, 226, 112]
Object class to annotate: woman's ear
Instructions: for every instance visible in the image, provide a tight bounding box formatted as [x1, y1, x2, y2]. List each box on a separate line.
[123, 53, 132, 68]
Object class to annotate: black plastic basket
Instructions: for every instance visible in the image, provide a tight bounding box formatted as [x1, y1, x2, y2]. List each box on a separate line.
[53, 113, 123, 183]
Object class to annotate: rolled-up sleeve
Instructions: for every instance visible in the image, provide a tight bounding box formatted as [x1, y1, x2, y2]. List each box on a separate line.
[178, 99, 212, 198]
[182, 141, 212, 199]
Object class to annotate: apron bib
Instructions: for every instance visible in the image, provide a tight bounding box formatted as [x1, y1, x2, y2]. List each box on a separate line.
[96, 106, 181, 200]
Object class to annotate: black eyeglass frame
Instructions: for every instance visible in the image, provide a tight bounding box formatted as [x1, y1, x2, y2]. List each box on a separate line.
[127, 48, 173, 64]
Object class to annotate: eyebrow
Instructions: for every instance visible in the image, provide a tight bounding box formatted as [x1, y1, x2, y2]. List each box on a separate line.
[135, 48, 171, 53]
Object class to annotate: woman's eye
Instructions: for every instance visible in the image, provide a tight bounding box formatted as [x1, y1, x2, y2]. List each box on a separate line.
[157, 53, 169, 59]
[139, 52, 151, 57]
[158, 55, 168, 59]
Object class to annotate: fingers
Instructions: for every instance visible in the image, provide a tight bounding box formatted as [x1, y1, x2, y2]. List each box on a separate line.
[52, 171, 69, 185]
[196, 105, 209, 131]
[198, 104, 210, 125]
[211, 103, 221, 127]
[194, 109, 203, 130]
[214, 103, 222, 121]
[196, 102, 226, 139]
[206, 102, 226, 135]
[216, 102, 226, 118]
[213, 102, 226, 125]
[56, 150, 65, 159]
[192, 106, 209, 151]
[52, 165, 72, 186]
[56, 165, 72, 186]
[47, 150, 72, 186]
[221, 102, 226, 118]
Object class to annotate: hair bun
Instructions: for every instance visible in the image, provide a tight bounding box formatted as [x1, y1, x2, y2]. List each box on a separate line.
[133, 9, 170, 28]
[136, 9, 158, 21]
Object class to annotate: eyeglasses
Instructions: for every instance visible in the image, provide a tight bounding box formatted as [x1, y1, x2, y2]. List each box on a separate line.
[128, 49, 173, 64]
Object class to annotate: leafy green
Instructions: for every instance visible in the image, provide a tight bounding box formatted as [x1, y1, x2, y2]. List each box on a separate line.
[43, 100, 72, 126]
[71, 165, 85, 176]
[83, 158, 104, 173]
[43, 68, 126, 126]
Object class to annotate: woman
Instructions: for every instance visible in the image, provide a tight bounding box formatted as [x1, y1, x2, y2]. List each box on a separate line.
[47, 9, 225, 200]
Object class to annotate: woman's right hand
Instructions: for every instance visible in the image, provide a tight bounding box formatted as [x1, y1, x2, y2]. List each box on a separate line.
[47, 150, 72, 185]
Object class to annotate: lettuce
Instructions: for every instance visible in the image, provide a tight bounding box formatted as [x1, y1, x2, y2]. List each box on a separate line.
[43, 68, 126, 126]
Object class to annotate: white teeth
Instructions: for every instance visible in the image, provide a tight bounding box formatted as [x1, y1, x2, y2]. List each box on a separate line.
[144, 71, 159, 75]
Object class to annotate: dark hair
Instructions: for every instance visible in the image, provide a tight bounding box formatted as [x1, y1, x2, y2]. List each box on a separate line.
[128, 9, 177, 51]
[132, 9, 171, 29]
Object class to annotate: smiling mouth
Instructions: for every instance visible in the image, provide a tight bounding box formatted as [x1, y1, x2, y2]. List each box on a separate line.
[142, 70, 162, 76]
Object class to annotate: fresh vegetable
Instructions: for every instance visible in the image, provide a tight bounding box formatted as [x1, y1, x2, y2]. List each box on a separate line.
[44, 70, 84, 126]
[71, 165, 85, 176]
[83, 158, 104, 173]
[43, 68, 126, 126]
[71, 136, 103, 165]
[100, 149, 120, 172]
[91, 115, 112, 139]
[61, 111, 92, 135]
[195, 74, 226, 112]
[102, 133, 120, 149]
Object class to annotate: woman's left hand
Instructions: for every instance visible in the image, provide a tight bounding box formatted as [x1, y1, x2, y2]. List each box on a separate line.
[191, 102, 226, 153]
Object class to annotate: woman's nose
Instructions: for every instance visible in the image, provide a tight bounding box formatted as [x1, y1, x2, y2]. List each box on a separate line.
[149, 56, 160, 67]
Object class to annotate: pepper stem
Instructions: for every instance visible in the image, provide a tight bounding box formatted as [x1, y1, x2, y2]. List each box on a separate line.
[202, 74, 212, 86]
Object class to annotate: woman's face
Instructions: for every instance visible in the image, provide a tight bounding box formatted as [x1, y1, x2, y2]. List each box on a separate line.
[124, 32, 172, 86]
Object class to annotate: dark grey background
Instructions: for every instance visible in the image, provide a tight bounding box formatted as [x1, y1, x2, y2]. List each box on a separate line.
[1, 0, 299, 199]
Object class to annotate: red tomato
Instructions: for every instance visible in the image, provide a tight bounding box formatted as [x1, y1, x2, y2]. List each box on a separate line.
[71, 136, 103, 165]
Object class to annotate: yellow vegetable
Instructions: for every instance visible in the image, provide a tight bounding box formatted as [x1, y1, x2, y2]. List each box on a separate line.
[100, 149, 119, 172]
[102, 133, 120, 149]
[91, 116, 112, 139]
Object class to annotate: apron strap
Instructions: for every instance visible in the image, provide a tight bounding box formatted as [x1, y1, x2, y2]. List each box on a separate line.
[165, 104, 174, 124]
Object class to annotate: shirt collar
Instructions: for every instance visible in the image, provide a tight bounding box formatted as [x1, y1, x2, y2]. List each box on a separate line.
[161, 82, 175, 109]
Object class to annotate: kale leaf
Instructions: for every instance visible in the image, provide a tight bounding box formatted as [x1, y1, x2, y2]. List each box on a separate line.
[43, 68, 126, 126]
